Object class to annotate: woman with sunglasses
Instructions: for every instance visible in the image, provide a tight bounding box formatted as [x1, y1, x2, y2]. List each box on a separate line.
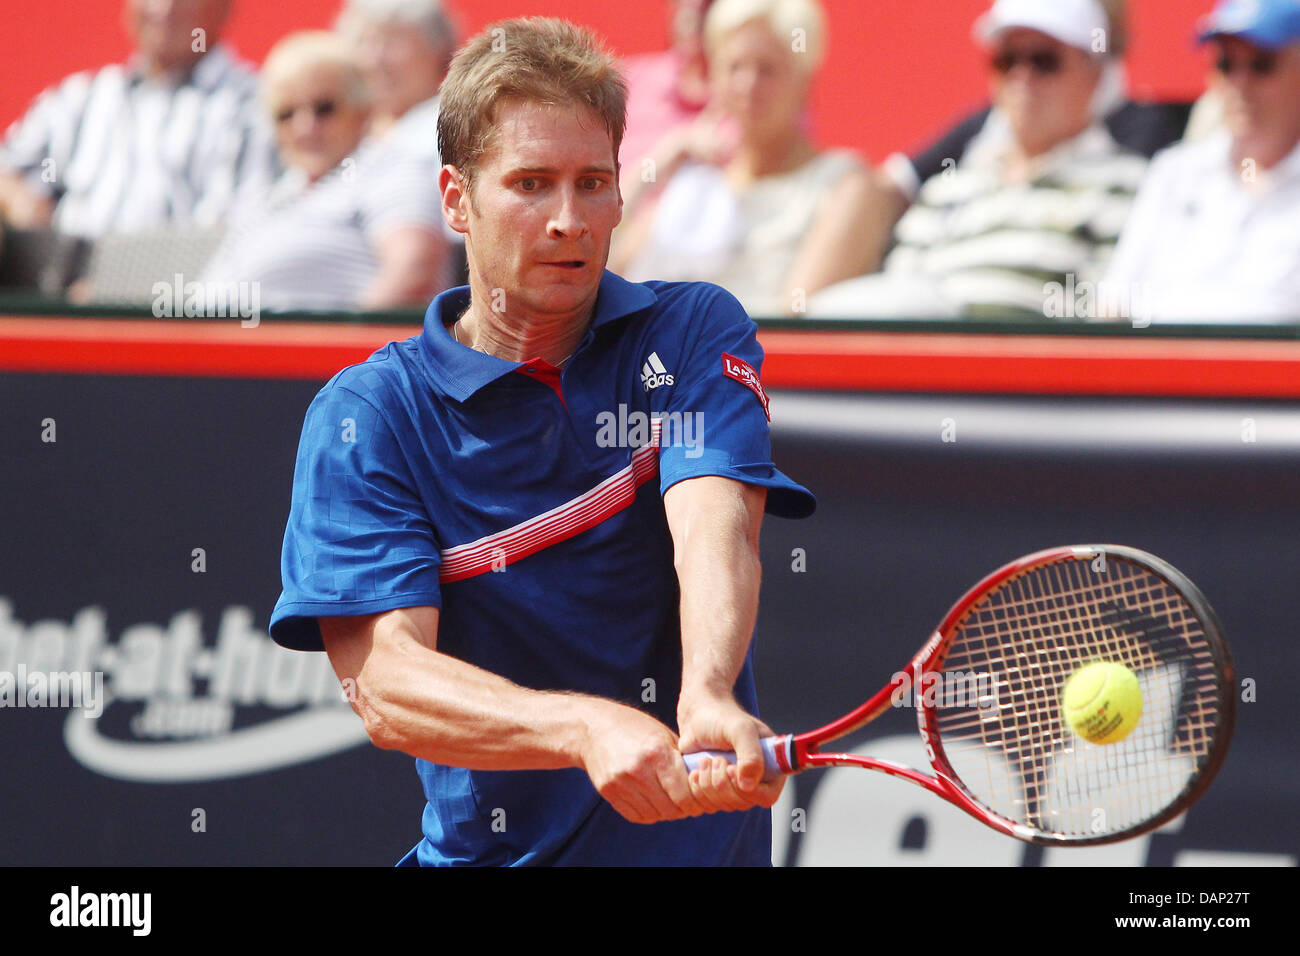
[200, 31, 448, 311]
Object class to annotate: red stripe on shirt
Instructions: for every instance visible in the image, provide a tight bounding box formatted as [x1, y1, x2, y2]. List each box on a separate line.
[439, 421, 662, 582]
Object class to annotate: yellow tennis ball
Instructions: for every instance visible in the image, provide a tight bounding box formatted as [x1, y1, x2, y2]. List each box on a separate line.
[1062, 661, 1143, 745]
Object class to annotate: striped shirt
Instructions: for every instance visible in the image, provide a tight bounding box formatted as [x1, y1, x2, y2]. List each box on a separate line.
[0, 46, 275, 239]
[875, 121, 1148, 319]
[199, 140, 445, 312]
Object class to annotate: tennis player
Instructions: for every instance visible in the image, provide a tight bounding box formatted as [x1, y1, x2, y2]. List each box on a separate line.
[269, 16, 815, 866]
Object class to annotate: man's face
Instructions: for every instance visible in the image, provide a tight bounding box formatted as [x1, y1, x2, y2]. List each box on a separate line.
[353, 19, 447, 120]
[990, 28, 1101, 156]
[1212, 36, 1300, 161]
[123, 0, 230, 72]
[267, 65, 370, 182]
[448, 99, 623, 322]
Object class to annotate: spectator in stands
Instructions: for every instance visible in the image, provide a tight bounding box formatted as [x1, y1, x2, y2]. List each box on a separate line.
[1101, 0, 1300, 323]
[200, 31, 447, 311]
[0, 0, 273, 239]
[610, 0, 877, 318]
[336, 0, 458, 162]
[336, 0, 464, 284]
[808, 0, 1148, 319]
[858, 0, 1192, 278]
[618, 1, 717, 199]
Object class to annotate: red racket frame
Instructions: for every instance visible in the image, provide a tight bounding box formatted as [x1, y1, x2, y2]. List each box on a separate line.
[764, 544, 1235, 845]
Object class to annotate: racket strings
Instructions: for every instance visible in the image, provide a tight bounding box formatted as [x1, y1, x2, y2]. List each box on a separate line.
[926, 555, 1225, 840]
[988, 562, 1204, 828]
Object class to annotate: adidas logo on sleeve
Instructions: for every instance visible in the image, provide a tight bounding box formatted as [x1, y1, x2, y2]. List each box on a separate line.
[640, 352, 675, 391]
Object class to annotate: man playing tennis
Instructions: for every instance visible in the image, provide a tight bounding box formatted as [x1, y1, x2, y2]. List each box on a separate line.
[269, 16, 815, 865]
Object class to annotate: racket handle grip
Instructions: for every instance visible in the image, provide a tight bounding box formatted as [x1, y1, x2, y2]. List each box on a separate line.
[681, 735, 792, 782]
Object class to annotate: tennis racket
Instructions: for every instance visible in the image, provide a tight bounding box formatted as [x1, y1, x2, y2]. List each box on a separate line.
[683, 544, 1236, 846]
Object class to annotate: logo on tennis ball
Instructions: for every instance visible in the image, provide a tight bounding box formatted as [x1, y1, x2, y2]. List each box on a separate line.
[1061, 660, 1143, 745]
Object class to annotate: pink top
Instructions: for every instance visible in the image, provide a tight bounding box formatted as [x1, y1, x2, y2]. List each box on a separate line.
[618, 50, 706, 193]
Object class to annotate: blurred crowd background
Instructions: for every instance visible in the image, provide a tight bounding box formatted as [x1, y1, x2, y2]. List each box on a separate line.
[1, 0, 1298, 324]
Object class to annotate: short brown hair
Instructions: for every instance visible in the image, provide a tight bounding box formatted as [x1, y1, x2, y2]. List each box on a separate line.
[437, 17, 628, 197]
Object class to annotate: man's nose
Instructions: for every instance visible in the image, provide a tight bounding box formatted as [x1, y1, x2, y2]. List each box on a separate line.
[548, 185, 589, 238]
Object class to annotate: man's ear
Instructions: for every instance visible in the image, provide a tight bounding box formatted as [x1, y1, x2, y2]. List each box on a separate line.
[440, 164, 471, 236]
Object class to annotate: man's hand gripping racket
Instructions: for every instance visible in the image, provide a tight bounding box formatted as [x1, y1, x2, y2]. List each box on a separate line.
[683, 545, 1236, 845]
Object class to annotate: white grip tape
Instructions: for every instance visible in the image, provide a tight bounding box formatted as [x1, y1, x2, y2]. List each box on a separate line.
[681, 735, 787, 781]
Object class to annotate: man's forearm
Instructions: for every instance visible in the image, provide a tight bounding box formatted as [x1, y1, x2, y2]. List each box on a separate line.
[677, 537, 761, 699]
[666, 478, 783, 799]
[325, 609, 601, 770]
[668, 480, 766, 700]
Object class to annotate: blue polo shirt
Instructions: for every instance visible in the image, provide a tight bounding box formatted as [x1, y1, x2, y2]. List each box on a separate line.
[270, 270, 815, 865]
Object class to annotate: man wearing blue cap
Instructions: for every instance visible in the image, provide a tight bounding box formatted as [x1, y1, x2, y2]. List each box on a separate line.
[1102, 0, 1300, 322]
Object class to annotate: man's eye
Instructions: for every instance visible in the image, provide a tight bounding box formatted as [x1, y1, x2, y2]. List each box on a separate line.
[518, 178, 538, 191]
[582, 178, 604, 190]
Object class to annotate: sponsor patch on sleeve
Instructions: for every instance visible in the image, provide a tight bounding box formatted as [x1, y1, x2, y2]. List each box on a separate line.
[721, 353, 770, 421]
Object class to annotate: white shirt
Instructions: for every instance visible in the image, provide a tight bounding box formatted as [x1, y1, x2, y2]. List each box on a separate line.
[368, 95, 463, 247]
[0, 46, 275, 239]
[623, 150, 865, 317]
[1103, 129, 1300, 323]
[381, 95, 442, 166]
[200, 139, 444, 312]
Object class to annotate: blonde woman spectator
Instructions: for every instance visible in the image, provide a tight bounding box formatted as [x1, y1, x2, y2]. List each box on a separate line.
[610, 0, 878, 318]
[201, 31, 447, 311]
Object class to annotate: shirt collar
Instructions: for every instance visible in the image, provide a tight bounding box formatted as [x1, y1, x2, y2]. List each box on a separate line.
[965, 115, 1118, 177]
[1038, 122, 1118, 165]
[189, 44, 238, 92]
[125, 44, 236, 92]
[419, 270, 658, 402]
[1206, 127, 1300, 191]
[1256, 131, 1300, 187]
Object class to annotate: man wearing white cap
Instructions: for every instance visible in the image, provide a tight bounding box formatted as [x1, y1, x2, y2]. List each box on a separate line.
[1101, 0, 1300, 322]
[809, 0, 1147, 319]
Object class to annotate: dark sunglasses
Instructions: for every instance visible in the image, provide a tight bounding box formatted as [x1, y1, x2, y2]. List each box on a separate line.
[1214, 53, 1278, 77]
[991, 49, 1063, 75]
[274, 99, 339, 125]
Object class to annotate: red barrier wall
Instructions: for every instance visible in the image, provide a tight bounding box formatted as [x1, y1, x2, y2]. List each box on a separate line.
[6, 316, 1300, 398]
[2, 0, 1210, 164]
